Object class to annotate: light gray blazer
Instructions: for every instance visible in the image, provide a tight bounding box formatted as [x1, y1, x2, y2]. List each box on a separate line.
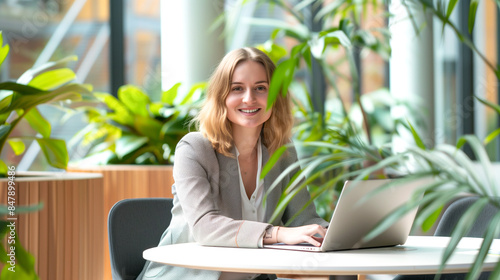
[139, 132, 328, 280]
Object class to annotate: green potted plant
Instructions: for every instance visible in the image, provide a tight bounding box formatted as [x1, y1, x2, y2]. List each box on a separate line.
[0, 31, 106, 280]
[249, 1, 500, 279]
[362, 1, 500, 279]
[70, 82, 204, 165]
[0, 32, 92, 176]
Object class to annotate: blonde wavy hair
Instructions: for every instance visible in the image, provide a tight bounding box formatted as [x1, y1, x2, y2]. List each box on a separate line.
[194, 47, 293, 157]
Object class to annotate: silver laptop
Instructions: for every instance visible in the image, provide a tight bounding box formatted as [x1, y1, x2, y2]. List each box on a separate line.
[264, 178, 426, 252]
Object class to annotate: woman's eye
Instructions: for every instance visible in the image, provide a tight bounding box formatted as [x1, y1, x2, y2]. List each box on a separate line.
[231, 87, 243, 91]
[256, 86, 267, 91]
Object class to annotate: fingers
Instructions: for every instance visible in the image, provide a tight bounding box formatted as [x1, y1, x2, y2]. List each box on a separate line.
[316, 225, 327, 237]
[306, 225, 327, 246]
[305, 236, 322, 247]
[278, 224, 328, 246]
[311, 236, 324, 243]
[305, 224, 327, 238]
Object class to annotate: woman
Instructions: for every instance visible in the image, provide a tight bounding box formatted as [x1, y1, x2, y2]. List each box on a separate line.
[139, 47, 328, 280]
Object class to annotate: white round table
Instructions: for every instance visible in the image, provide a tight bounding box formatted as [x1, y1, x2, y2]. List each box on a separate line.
[143, 236, 500, 276]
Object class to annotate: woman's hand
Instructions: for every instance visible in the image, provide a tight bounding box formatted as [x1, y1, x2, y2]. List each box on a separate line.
[277, 224, 327, 247]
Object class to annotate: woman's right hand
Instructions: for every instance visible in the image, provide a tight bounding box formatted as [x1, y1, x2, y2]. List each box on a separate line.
[277, 224, 327, 247]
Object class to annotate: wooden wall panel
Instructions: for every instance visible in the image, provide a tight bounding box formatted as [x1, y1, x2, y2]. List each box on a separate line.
[0, 172, 103, 280]
[68, 165, 174, 280]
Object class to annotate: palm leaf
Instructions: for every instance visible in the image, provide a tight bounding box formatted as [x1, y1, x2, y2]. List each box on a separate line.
[468, 0, 479, 34]
[438, 197, 490, 276]
[466, 210, 500, 279]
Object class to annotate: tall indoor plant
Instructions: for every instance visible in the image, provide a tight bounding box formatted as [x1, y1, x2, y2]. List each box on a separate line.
[364, 1, 500, 279]
[249, 1, 500, 279]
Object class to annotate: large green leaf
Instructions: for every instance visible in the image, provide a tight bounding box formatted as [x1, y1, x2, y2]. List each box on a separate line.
[180, 82, 206, 105]
[24, 108, 51, 138]
[321, 30, 352, 48]
[94, 93, 134, 126]
[17, 55, 78, 85]
[162, 83, 181, 105]
[0, 220, 40, 279]
[40, 83, 91, 103]
[7, 139, 25, 155]
[35, 138, 68, 169]
[149, 102, 164, 116]
[160, 116, 190, 139]
[134, 115, 163, 141]
[268, 58, 296, 109]
[0, 34, 9, 69]
[28, 68, 76, 90]
[0, 92, 12, 114]
[0, 234, 38, 280]
[5, 83, 90, 114]
[0, 83, 45, 113]
[0, 160, 7, 176]
[257, 41, 288, 64]
[118, 85, 150, 117]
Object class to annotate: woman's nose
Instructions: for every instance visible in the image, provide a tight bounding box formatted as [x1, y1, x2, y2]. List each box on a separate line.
[242, 89, 255, 103]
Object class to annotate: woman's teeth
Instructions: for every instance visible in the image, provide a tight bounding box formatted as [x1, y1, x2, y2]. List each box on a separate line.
[240, 109, 259, 113]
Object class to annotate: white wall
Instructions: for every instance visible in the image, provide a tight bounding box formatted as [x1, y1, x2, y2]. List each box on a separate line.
[160, 0, 225, 95]
[389, 0, 435, 150]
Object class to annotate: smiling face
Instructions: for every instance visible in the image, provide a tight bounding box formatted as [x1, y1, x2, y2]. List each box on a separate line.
[225, 60, 272, 132]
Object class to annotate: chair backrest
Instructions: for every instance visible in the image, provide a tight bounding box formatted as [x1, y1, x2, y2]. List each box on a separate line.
[434, 196, 499, 238]
[393, 196, 499, 280]
[108, 198, 173, 280]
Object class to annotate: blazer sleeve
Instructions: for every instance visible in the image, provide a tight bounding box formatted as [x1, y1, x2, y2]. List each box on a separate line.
[280, 146, 329, 228]
[173, 133, 270, 248]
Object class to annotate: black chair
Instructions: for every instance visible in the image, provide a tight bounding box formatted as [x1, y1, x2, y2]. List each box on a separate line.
[108, 198, 173, 280]
[394, 196, 499, 280]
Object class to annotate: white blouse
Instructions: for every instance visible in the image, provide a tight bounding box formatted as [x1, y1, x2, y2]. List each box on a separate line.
[219, 138, 266, 280]
[236, 137, 266, 223]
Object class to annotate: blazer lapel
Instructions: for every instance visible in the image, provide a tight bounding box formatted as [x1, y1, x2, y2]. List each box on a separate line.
[216, 149, 242, 220]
